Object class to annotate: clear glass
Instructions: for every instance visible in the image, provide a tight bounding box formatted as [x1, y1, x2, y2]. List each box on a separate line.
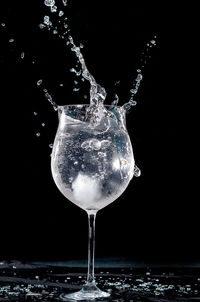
[51, 104, 135, 300]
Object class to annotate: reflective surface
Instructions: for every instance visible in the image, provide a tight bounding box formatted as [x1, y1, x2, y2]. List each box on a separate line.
[0, 261, 200, 301]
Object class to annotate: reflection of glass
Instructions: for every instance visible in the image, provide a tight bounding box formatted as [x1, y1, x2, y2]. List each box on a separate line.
[51, 105, 136, 300]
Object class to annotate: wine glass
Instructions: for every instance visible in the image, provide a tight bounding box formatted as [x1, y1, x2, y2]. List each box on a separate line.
[51, 104, 139, 300]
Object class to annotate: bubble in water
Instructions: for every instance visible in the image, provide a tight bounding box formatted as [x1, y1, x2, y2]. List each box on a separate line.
[44, 0, 55, 6]
[98, 152, 106, 158]
[81, 139, 101, 151]
[90, 139, 101, 150]
[101, 140, 111, 149]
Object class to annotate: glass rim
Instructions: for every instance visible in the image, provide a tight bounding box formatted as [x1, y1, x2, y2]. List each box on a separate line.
[58, 104, 125, 110]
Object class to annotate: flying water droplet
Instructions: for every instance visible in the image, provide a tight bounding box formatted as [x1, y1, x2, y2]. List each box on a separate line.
[37, 79, 43, 86]
[59, 11, 64, 17]
[9, 38, 14, 43]
[62, 0, 67, 6]
[134, 165, 141, 177]
[1, 23, 6, 27]
[51, 5, 57, 12]
[21, 52, 25, 59]
[36, 133, 40, 137]
[44, 16, 52, 26]
[44, 0, 55, 7]
[112, 94, 119, 106]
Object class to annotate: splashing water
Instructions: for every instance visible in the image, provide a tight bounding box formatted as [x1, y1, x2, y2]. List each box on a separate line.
[40, 0, 156, 115]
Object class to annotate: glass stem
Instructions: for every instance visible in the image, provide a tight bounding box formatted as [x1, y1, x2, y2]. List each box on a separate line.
[86, 211, 96, 285]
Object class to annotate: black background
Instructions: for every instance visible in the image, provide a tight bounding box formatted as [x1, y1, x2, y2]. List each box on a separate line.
[0, 1, 198, 264]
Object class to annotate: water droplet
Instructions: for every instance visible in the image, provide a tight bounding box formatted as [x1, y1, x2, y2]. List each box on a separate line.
[44, 0, 55, 6]
[150, 39, 156, 45]
[1, 23, 5, 27]
[59, 10, 64, 17]
[41, 123, 45, 127]
[53, 30, 58, 34]
[73, 87, 80, 92]
[59, 83, 64, 86]
[134, 165, 141, 177]
[37, 79, 43, 86]
[51, 5, 57, 12]
[84, 95, 87, 99]
[49, 143, 53, 148]
[9, 38, 14, 43]
[21, 52, 25, 59]
[44, 16, 52, 26]
[39, 23, 46, 29]
[36, 133, 40, 137]
[74, 161, 78, 166]
[33, 112, 38, 116]
[62, 0, 67, 6]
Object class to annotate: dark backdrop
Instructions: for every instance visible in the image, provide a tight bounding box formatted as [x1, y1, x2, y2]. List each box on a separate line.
[0, 1, 198, 263]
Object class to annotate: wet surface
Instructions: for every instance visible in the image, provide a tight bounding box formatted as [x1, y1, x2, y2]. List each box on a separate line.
[0, 261, 200, 301]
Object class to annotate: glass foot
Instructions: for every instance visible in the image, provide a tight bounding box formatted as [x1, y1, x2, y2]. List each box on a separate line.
[60, 283, 110, 301]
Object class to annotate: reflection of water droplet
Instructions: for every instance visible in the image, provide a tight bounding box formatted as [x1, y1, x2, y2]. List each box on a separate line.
[134, 165, 141, 177]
